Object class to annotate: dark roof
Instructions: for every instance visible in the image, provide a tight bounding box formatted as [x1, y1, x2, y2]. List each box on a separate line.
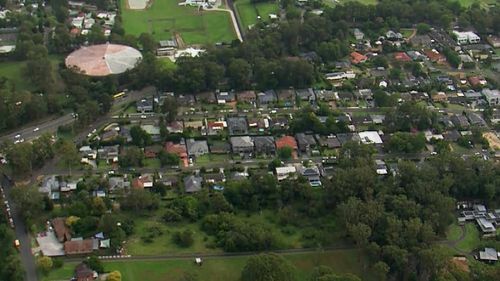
[257, 90, 277, 104]
[337, 133, 361, 145]
[184, 175, 202, 193]
[253, 136, 276, 152]
[227, 117, 248, 135]
[209, 141, 231, 153]
[295, 133, 317, 150]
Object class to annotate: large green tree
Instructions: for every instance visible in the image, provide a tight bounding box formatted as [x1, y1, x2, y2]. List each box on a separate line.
[241, 254, 296, 281]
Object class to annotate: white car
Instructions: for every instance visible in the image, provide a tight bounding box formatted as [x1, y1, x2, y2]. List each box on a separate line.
[33, 127, 39, 132]
[14, 134, 21, 139]
[141, 115, 147, 119]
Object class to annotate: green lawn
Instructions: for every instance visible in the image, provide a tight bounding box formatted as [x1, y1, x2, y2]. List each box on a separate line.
[458, 0, 496, 8]
[455, 223, 480, 253]
[158, 57, 177, 70]
[446, 223, 463, 242]
[144, 158, 161, 169]
[0, 55, 62, 92]
[119, 0, 236, 45]
[195, 154, 231, 165]
[44, 249, 374, 281]
[235, 0, 279, 29]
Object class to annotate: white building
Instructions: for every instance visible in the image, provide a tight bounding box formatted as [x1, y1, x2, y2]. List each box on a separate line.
[482, 89, 500, 106]
[276, 166, 296, 181]
[453, 31, 480, 45]
[358, 131, 383, 144]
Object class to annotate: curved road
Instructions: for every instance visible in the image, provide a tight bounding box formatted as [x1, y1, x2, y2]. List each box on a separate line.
[1, 174, 38, 281]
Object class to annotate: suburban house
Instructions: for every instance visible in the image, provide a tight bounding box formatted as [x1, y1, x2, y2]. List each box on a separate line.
[253, 136, 276, 155]
[64, 239, 94, 255]
[216, 91, 236, 104]
[166, 120, 184, 133]
[275, 136, 298, 158]
[296, 164, 322, 187]
[424, 49, 446, 63]
[358, 131, 383, 145]
[204, 172, 226, 184]
[477, 217, 496, 237]
[52, 218, 71, 243]
[136, 98, 153, 113]
[314, 90, 338, 101]
[315, 134, 341, 149]
[108, 177, 130, 192]
[295, 88, 316, 103]
[206, 120, 226, 135]
[467, 112, 487, 127]
[236, 91, 257, 104]
[141, 124, 161, 142]
[451, 114, 470, 129]
[478, 248, 499, 263]
[98, 145, 119, 164]
[276, 166, 296, 181]
[74, 262, 97, 281]
[164, 141, 188, 167]
[350, 51, 367, 64]
[482, 89, 500, 106]
[277, 89, 295, 107]
[337, 133, 361, 145]
[132, 174, 154, 189]
[209, 141, 231, 154]
[257, 90, 277, 106]
[394, 52, 411, 62]
[184, 175, 202, 193]
[230, 136, 254, 154]
[295, 133, 318, 154]
[186, 138, 209, 158]
[196, 91, 217, 103]
[227, 117, 249, 135]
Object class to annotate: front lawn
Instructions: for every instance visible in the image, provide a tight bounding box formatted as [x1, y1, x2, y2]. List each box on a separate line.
[119, 0, 236, 45]
[43, 249, 374, 281]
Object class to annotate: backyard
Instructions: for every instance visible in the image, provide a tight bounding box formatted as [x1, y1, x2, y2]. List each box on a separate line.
[446, 223, 481, 253]
[235, 0, 279, 30]
[119, 0, 237, 45]
[43, 249, 374, 281]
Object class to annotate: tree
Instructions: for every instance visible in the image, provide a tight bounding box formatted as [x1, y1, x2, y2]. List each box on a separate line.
[24, 45, 54, 92]
[173, 229, 194, 247]
[57, 140, 80, 175]
[119, 147, 145, 168]
[138, 33, 157, 53]
[160, 96, 178, 123]
[372, 261, 389, 281]
[277, 146, 292, 160]
[85, 256, 104, 273]
[386, 132, 426, 153]
[36, 256, 53, 275]
[106, 271, 122, 281]
[158, 150, 180, 167]
[130, 125, 152, 147]
[10, 185, 44, 224]
[416, 23, 430, 34]
[227, 58, 252, 90]
[241, 254, 296, 281]
[162, 208, 182, 223]
[120, 189, 160, 211]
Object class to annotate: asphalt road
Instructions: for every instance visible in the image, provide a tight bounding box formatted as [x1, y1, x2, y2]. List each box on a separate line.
[0, 114, 75, 144]
[1, 174, 38, 281]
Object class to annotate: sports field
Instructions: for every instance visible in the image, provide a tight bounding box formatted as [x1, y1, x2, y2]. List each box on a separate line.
[120, 0, 237, 45]
[235, 0, 279, 29]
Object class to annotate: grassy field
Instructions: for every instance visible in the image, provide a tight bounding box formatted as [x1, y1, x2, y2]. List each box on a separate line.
[119, 0, 236, 45]
[235, 0, 279, 29]
[0, 55, 62, 92]
[458, 0, 497, 8]
[43, 249, 374, 281]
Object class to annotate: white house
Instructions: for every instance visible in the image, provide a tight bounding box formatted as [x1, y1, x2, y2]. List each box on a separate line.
[482, 89, 500, 106]
[453, 31, 480, 45]
[276, 166, 296, 181]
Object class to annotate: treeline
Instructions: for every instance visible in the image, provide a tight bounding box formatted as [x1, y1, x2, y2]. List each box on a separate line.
[0, 215, 24, 281]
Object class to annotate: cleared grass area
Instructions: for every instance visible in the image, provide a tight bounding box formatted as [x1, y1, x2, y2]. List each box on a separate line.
[235, 0, 279, 29]
[0, 55, 62, 92]
[458, 0, 496, 8]
[455, 223, 480, 253]
[195, 154, 231, 165]
[158, 57, 177, 70]
[446, 223, 463, 242]
[44, 249, 374, 281]
[144, 158, 161, 169]
[119, 0, 236, 45]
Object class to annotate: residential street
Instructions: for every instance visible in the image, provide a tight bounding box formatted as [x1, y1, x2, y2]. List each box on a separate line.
[1, 173, 38, 281]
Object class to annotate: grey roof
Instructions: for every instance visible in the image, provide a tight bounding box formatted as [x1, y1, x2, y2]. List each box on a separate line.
[257, 90, 277, 104]
[296, 133, 317, 150]
[230, 136, 254, 148]
[186, 139, 209, 157]
[337, 133, 361, 145]
[184, 175, 202, 193]
[479, 248, 498, 261]
[467, 112, 487, 126]
[227, 117, 248, 135]
[450, 115, 470, 128]
[253, 136, 275, 152]
[216, 91, 236, 102]
[295, 88, 315, 101]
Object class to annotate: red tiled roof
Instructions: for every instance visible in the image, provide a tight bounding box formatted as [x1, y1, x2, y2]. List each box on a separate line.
[468, 76, 481, 86]
[64, 239, 93, 255]
[394, 52, 411, 62]
[350, 52, 367, 64]
[164, 142, 188, 167]
[424, 50, 446, 62]
[275, 136, 298, 150]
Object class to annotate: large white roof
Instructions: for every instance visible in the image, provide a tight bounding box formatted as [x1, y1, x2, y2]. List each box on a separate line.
[65, 43, 142, 76]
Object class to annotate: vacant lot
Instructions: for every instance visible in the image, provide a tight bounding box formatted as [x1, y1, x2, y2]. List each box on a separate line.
[44, 249, 375, 281]
[235, 0, 279, 29]
[120, 0, 236, 45]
